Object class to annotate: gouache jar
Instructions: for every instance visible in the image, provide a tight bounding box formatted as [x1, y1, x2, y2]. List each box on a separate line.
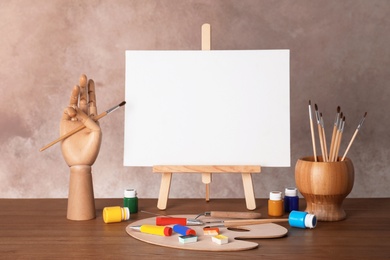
[103, 206, 130, 224]
[124, 189, 138, 213]
[289, 210, 317, 229]
[268, 191, 284, 217]
[284, 187, 299, 213]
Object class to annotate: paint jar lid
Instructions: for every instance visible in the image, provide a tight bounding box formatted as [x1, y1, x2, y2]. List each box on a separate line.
[269, 191, 282, 200]
[285, 187, 298, 197]
[124, 189, 137, 198]
[305, 213, 317, 228]
[122, 207, 130, 221]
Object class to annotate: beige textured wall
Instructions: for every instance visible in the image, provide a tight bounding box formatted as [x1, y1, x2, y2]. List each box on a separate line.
[1, 0, 389, 199]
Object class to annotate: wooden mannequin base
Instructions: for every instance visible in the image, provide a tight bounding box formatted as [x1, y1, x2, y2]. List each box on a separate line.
[67, 165, 96, 221]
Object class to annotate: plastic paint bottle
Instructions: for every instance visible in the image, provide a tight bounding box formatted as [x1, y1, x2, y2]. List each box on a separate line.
[289, 210, 317, 229]
[124, 188, 138, 213]
[268, 191, 284, 217]
[284, 187, 299, 213]
[103, 206, 130, 224]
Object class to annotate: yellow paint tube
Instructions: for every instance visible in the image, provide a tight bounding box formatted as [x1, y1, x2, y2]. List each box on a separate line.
[130, 225, 172, 236]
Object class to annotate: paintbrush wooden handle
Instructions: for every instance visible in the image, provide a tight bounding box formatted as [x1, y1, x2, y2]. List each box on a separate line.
[341, 130, 358, 161]
[39, 112, 107, 152]
[40, 124, 85, 152]
[317, 124, 326, 161]
[223, 218, 288, 227]
[210, 211, 262, 219]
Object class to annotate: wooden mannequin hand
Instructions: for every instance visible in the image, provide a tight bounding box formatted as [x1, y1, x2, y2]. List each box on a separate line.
[60, 75, 102, 167]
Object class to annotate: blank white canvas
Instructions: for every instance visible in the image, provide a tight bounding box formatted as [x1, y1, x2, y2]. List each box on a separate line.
[124, 50, 290, 167]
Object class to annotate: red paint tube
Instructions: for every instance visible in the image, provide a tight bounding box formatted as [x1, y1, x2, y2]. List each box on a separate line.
[156, 217, 187, 226]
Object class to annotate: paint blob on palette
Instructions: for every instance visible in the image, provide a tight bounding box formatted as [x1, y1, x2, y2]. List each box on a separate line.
[203, 227, 220, 236]
[212, 235, 229, 245]
[179, 235, 198, 244]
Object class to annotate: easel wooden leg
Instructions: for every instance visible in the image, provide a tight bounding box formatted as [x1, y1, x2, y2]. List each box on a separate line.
[241, 172, 256, 210]
[202, 173, 212, 201]
[157, 172, 172, 210]
[153, 165, 261, 210]
[201, 24, 211, 202]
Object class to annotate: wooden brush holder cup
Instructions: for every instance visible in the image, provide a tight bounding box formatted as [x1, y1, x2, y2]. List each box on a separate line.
[295, 156, 354, 221]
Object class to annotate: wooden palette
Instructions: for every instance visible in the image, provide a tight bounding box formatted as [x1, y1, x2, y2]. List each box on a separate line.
[126, 215, 288, 251]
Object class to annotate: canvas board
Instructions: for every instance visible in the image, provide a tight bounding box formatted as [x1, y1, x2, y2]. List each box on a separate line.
[124, 50, 290, 167]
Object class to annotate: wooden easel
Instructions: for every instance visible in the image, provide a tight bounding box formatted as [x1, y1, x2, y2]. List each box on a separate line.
[154, 165, 261, 210]
[153, 24, 261, 211]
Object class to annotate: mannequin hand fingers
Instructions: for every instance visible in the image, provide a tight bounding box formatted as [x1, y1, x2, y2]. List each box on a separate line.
[87, 79, 98, 117]
[69, 85, 80, 108]
[61, 106, 77, 121]
[75, 107, 100, 131]
[79, 74, 88, 114]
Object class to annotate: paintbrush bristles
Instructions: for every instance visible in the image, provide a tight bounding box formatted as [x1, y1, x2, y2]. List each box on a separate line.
[314, 104, 320, 123]
[334, 116, 345, 161]
[315, 105, 326, 162]
[357, 112, 367, 130]
[106, 101, 127, 114]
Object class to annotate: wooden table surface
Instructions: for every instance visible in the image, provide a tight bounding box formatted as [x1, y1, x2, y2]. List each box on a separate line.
[0, 198, 389, 259]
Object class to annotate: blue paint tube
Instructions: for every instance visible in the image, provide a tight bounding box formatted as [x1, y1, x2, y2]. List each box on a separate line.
[288, 210, 317, 229]
[173, 224, 197, 236]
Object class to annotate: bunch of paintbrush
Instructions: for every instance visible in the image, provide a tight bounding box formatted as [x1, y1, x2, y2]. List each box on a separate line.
[308, 101, 367, 162]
